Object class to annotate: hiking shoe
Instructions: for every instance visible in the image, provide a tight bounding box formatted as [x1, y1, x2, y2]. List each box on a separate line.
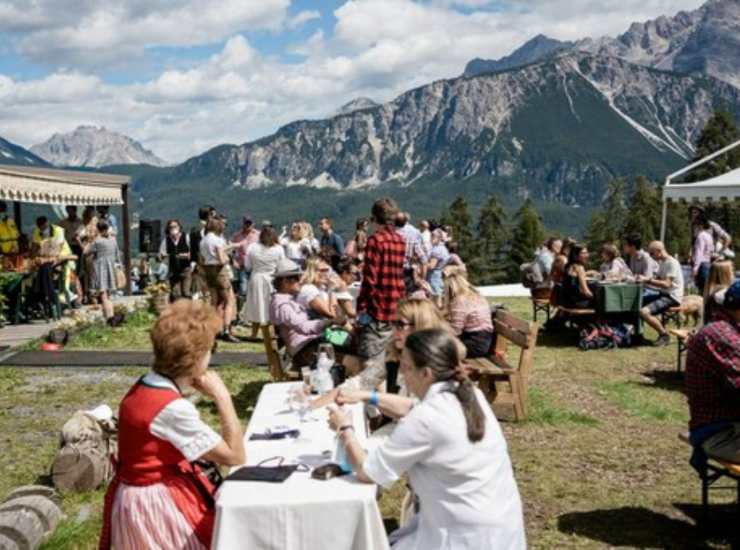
[219, 332, 240, 344]
[655, 333, 670, 347]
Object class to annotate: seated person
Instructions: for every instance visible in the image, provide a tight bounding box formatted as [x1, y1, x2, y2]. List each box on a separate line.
[561, 244, 595, 309]
[445, 241, 467, 272]
[297, 256, 339, 320]
[328, 329, 526, 550]
[270, 259, 356, 369]
[444, 270, 493, 358]
[549, 237, 575, 306]
[685, 280, 740, 467]
[334, 256, 361, 318]
[100, 300, 245, 550]
[623, 233, 657, 279]
[637, 241, 684, 347]
[598, 244, 631, 281]
[703, 260, 735, 323]
[535, 237, 562, 280]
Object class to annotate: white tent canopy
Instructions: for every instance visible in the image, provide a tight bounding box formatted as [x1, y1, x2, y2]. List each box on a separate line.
[660, 139, 740, 241]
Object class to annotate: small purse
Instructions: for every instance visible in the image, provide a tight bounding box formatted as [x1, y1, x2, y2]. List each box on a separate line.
[225, 456, 309, 483]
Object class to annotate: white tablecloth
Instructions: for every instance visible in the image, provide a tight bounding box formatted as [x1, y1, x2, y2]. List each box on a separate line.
[212, 382, 390, 550]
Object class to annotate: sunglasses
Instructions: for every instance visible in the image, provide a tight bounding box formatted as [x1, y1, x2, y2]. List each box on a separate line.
[319, 268, 331, 273]
[392, 320, 414, 330]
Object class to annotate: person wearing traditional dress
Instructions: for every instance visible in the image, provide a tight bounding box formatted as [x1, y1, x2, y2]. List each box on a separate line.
[100, 300, 245, 550]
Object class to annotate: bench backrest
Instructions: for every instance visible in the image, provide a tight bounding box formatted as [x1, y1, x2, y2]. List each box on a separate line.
[493, 309, 538, 379]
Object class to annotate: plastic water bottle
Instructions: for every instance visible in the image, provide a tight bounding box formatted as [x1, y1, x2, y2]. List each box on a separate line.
[314, 352, 335, 395]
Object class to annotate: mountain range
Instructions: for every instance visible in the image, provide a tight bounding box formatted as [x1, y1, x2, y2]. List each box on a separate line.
[30, 126, 168, 168]
[2, 0, 739, 238]
[0, 137, 48, 167]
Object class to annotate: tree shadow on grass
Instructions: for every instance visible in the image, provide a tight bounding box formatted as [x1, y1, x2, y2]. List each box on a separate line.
[640, 368, 686, 393]
[198, 380, 268, 421]
[558, 506, 736, 549]
[536, 328, 580, 348]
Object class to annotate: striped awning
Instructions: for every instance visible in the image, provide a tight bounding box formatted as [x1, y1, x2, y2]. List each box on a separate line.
[663, 167, 740, 202]
[0, 164, 129, 205]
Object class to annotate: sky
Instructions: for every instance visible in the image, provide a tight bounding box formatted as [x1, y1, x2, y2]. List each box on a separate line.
[0, 0, 707, 163]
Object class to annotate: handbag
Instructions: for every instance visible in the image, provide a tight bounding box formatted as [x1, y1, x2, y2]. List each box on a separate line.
[115, 266, 127, 289]
[225, 456, 309, 483]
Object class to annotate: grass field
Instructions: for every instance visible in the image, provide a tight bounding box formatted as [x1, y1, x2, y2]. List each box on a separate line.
[1, 297, 737, 549]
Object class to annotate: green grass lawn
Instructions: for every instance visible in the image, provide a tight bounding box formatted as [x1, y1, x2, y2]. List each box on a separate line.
[1, 297, 736, 549]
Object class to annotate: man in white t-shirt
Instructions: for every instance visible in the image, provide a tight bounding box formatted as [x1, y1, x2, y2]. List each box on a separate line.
[637, 241, 684, 347]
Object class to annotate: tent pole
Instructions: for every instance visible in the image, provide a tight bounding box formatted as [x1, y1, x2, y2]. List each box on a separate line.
[660, 197, 668, 243]
[121, 184, 132, 296]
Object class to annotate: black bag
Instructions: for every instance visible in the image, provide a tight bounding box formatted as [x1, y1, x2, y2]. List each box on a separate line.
[225, 457, 308, 483]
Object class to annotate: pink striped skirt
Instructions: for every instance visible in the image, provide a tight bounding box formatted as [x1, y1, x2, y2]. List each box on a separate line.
[111, 482, 207, 550]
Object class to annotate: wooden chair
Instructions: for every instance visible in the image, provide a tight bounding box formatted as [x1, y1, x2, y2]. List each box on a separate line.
[678, 432, 740, 523]
[530, 288, 552, 324]
[261, 324, 298, 382]
[668, 328, 691, 372]
[467, 309, 539, 421]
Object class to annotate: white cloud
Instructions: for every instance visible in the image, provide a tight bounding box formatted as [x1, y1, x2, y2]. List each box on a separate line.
[288, 9, 321, 29]
[0, 0, 708, 163]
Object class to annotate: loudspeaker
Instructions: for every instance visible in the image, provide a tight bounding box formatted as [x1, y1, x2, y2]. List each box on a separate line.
[139, 220, 161, 254]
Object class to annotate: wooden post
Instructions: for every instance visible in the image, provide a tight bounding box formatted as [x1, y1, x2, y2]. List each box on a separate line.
[13, 201, 21, 231]
[121, 183, 132, 296]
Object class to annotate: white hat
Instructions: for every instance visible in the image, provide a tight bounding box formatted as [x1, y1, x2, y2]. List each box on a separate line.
[274, 258, 303, 279]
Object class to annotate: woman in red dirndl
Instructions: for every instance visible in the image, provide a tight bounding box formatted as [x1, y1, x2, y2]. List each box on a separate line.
[99, 300, 246, 550]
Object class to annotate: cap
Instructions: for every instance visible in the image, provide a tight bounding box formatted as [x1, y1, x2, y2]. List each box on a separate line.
[715, 280, 740, 310]
[274, 258, 303, 279]
[242, 215, 253, 225]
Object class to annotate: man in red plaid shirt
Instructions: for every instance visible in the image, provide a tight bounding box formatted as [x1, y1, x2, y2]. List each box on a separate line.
[356, 198, 406, 366]
[685, 280, 740, 465]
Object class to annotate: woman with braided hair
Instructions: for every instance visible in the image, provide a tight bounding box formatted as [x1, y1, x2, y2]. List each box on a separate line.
[329, 328, 525, 550]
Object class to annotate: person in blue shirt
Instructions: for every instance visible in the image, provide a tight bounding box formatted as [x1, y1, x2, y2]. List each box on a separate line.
[318, 217, 344, 258]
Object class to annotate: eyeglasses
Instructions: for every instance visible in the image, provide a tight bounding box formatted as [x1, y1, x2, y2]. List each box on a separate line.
[392, 320, 414, 330]
[319, 268, 331, 273]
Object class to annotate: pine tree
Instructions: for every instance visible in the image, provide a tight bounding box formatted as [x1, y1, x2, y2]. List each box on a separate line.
[585, 179, 627, 253]
[508, 199, 545, 279]
[468, 194, 508, 284]
[622, 176, 662, 242]
[439, 195, 475, 254]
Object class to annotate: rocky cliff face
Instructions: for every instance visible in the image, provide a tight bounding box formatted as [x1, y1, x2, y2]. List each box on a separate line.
[31, 126, 168, 168]
[465, 0, 740, 89]
[176, 53, 739, 206]
[0, 136, 48, 166]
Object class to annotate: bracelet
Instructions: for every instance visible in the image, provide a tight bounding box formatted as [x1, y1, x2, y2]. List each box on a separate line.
[339, 425, 354, 433]
[369, 390, 379, 407]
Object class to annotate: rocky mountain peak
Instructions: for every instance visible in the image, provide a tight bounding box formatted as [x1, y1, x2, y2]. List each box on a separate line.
[333, 97, 380, 117]
[30, 126, 168, 168]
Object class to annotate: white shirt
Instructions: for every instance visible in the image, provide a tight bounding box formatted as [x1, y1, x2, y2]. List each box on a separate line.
[364, 382, 526, 550]
[200, 233, 227, 266]
[143, 372, 222, 462]
[656, 255, 684, 303]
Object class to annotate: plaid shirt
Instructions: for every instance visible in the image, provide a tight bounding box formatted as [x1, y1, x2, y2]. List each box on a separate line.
[357, 225, 406, 322]
[685, 319, 740, 430]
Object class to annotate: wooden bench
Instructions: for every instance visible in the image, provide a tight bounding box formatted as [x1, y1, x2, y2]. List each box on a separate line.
[668, 328, 691, 372]
[467, 309, 539, 421]
[678, 431, 740, 522]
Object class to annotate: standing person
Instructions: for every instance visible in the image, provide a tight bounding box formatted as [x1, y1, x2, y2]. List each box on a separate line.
[329, 329, 526, 550]
[59, 205, 84, 276]
[692, 217, 715, 293]
[231, 215, 260, 301]
[190, 206, 215, 299]
[241, 226, 285, 329]
[345, 218, 369, 263]
[684, 280, 740, 468]
[689, 206, 732, 257]
[638, 241, 684, 347]
[623, 233, 657, 279]
[80, 206, 99, 302]
[86, 220, 120, 326]
[318, 217, 344, 258]
[199, 217, 239, 343]
[158, 219, 192, 301]
[426, 228, 450, 305]
[0, 201, 20, 255]
[356, 198, 406, 369]
[419, 220, 432, 256]
[395, 212, 427, 295]
[99, 300, 245, 550]
[96, 205, 118, 236]
[281, 222, 311, 267]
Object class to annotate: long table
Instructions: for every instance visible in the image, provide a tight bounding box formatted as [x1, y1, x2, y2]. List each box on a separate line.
[213, 382, 389, 550]
[594, 281, 644, 335]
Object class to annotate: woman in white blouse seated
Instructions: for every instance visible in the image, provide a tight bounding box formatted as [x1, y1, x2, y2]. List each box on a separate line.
[329, 328, 526, 550]
[598, 243, 632, 281]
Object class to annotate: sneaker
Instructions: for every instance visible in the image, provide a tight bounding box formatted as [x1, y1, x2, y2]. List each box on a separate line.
[219, 332, 240, 344]
[655, 333, 670, 347]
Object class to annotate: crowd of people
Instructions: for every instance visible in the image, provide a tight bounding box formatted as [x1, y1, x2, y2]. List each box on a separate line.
[104, 197, 524, 549]
[0, 201, 124, 325]
[527, 204, 735, 346]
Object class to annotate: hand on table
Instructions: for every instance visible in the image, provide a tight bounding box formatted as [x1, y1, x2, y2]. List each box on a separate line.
[310, 388, 339, 409]
[193, 371, 231, 402]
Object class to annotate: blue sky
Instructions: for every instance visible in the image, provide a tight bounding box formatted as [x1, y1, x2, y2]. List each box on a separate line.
[0, 0, 706, 162]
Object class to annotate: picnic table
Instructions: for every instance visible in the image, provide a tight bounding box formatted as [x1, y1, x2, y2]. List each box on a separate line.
[213, 382, 389, 550]
[593, 281, 643, 335]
